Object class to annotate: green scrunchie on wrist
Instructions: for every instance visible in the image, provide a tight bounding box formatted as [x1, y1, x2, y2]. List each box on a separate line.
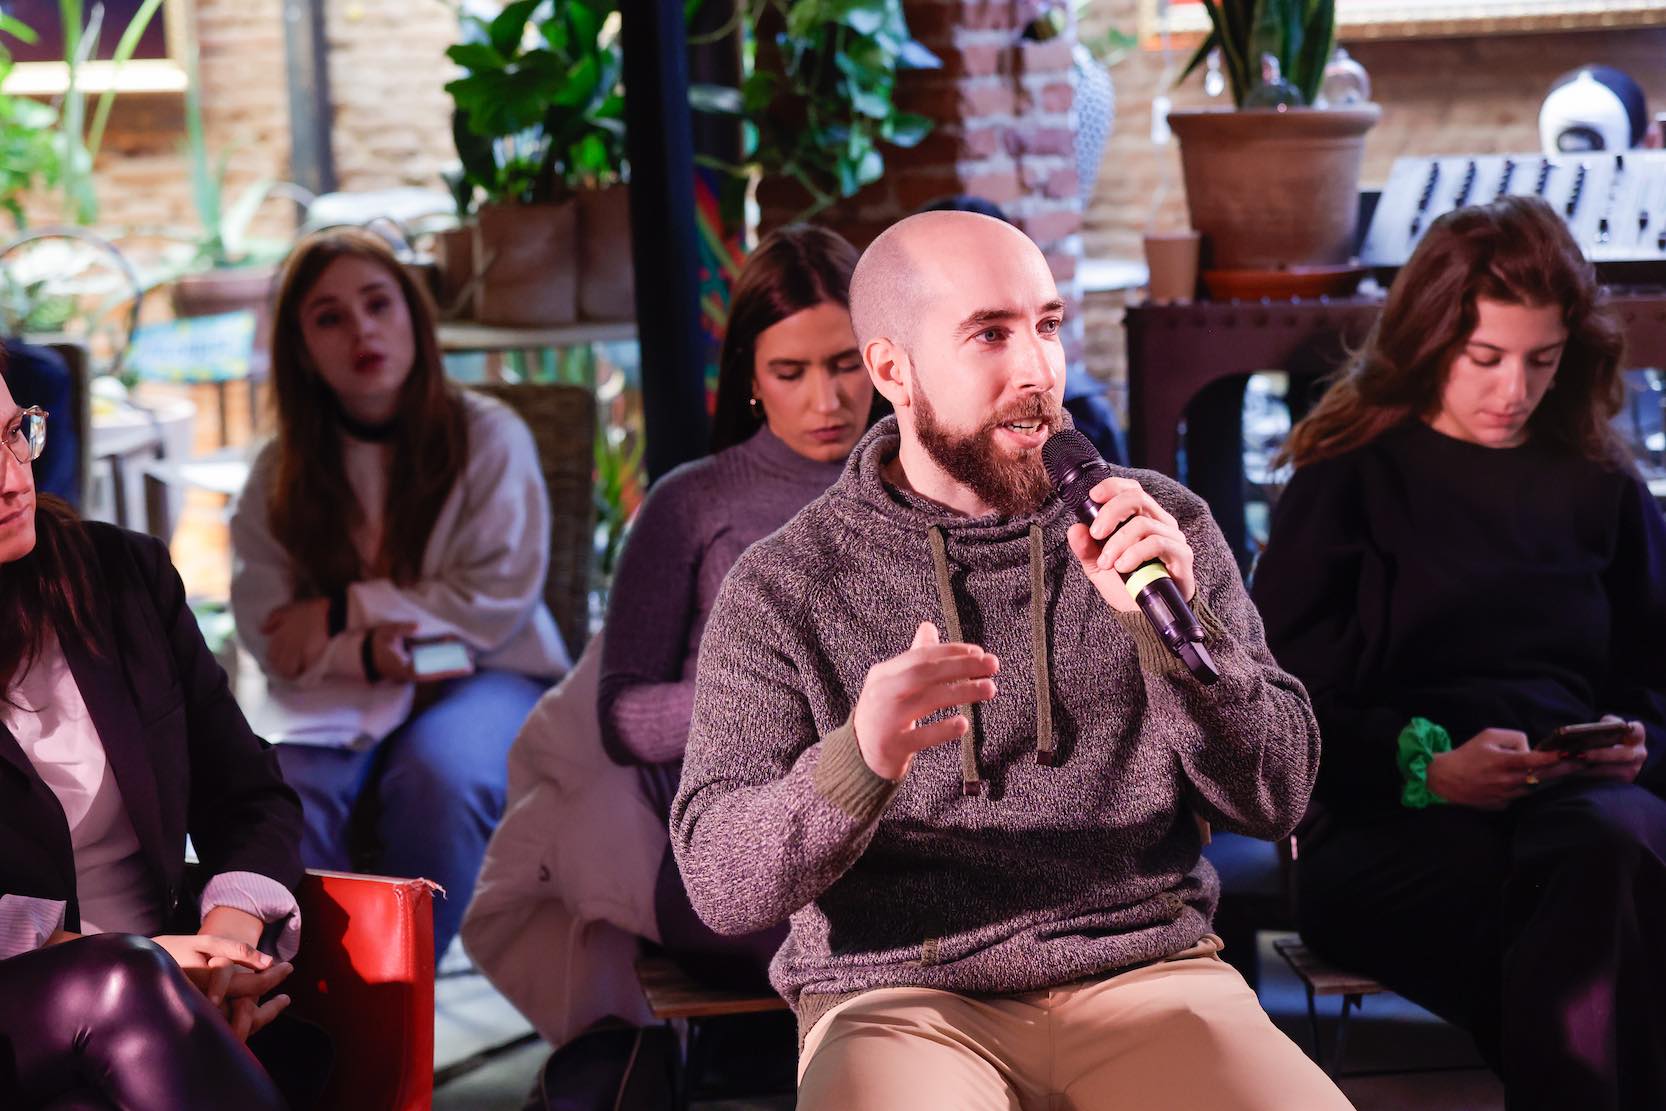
[1396, 717, 1452, 809]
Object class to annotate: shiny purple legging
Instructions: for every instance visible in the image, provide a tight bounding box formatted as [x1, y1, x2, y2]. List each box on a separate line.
[0, 933, 285, 1111]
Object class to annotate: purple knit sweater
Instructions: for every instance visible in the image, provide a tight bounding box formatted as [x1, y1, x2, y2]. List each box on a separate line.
[598, 425, 846, 770]
[671, 417, 1321, 1033]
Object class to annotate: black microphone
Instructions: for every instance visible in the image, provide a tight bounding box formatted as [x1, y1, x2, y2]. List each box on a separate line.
[1042, 429, 1220, 684]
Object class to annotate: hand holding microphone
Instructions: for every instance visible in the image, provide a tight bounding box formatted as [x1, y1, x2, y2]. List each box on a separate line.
[1044, 430, 1219, 684]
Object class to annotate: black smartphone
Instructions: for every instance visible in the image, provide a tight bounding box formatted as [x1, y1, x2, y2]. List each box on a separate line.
[1534, 720, 1634, 754]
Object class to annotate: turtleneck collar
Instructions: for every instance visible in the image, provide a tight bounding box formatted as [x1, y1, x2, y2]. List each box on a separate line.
[736, 422, 850, 487]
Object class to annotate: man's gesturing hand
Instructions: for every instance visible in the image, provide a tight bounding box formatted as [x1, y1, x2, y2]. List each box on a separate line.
[853, 622, 998, 781]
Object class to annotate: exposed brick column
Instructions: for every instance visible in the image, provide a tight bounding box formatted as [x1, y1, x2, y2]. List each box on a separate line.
[756, 0, 1084, 372]
[323, 0, 461, 193]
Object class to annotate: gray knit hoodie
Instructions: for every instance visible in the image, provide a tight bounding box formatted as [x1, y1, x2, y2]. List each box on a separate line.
[671, 417, 1320, 1033]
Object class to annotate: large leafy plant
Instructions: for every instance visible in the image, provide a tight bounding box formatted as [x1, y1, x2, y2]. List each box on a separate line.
[732, 0, 940, 213]
[445, 0, 625, 209]
[0, 15, 60, 230]
[1178, 0, 1335, 108]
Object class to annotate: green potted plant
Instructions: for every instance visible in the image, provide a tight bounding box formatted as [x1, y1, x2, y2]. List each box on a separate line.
[0, 16, 61, 232]
[0, 10, 65, 330]
[0, 5, 151, 373]
[709, 0, 938, 229]
[1166, 0, 1379, 274]
[445, 0, 629, 325]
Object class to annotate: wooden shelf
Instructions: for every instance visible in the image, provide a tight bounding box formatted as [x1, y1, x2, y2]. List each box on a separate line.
[2, 59, 187, 97]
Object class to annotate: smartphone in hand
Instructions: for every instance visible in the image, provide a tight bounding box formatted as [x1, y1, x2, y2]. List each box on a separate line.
[1534, 720, 1634, 755]
[406, 635, 474, 681]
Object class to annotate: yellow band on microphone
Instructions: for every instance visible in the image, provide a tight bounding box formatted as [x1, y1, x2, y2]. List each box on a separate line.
[1125, 560, 1171, 597]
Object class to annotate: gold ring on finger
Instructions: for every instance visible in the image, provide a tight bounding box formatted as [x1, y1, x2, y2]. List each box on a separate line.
[1525, 772, 1540, 787]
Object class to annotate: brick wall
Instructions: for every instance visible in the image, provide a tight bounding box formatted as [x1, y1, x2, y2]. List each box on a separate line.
[21, 1, 458, 249]
[18, 0, 290, 245]
[1077, 0, 1666, 409]
[323, 0, 460, 194]
[758, 0, 1086, 368]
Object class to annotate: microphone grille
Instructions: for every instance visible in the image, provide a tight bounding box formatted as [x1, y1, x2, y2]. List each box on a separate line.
[1042, 428, 1102, 488]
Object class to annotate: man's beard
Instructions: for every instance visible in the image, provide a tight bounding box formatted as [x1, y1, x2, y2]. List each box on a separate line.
[914, 380, 1061, 517]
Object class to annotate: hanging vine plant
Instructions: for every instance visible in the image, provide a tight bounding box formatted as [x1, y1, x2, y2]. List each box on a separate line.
[692, 0, 942, 217]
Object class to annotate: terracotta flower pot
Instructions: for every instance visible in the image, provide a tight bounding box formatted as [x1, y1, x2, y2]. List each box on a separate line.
[1168, 105, 1381, 271]
[577, 185, 635, 321]
[433, 226, 477, 320]
[170, 264, 276, 323]
[169, 264, 278, 373]
[473, 201, 578, 327]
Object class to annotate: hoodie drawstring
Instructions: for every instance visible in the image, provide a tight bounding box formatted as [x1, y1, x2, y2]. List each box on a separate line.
[926, 524, 1057, 795]
[928, 527, 983, 795]
[1029, 524, 1056, 766]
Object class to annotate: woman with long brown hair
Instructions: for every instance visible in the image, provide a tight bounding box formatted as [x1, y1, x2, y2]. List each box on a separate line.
[599, 223, 874, 987]
[0, 359, 307, 1108]
[1253, 196, 1666, 1107]
[231, 228, 568, 959]
[463, 226, 874, 1068]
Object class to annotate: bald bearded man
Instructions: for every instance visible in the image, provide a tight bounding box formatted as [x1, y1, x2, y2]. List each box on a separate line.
[671, 212, 1347, 1110]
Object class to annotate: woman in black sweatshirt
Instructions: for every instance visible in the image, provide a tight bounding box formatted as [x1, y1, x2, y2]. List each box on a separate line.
[1254, 195, 1666, 1110]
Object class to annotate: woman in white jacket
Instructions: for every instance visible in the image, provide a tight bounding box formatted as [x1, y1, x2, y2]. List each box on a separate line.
[230, 228, 569, 957]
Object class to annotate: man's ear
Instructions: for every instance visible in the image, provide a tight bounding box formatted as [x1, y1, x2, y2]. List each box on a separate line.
[865, 336, 912, 410]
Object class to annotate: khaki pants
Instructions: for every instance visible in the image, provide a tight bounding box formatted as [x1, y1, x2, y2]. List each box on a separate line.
[798, 943, 1352, 1111]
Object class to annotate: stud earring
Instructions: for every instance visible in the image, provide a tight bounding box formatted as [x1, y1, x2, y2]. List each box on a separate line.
[749, 396, 763, 420]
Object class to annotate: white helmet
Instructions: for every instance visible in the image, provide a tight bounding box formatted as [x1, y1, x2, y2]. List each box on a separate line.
[1540, 66, 1648, 154]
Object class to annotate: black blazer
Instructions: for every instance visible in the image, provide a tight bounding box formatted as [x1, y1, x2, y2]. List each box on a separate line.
[1, 522, 303, 933]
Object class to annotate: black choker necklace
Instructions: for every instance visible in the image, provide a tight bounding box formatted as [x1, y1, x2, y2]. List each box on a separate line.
[335, 404, 400, 443]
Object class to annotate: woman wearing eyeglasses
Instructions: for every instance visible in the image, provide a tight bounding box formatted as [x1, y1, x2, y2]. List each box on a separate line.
[230, 228, 570, 962]
[0, 367, 305, 1108]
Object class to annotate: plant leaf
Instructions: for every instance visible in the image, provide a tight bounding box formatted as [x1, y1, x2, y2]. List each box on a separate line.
[452, 107, 500, 192]
[855, 146, 883, 186]
[897, 39, 941, 69]
[566, 3, 601, 55]
[84, 0, 163, 182]
[1295, 0, 1335, 104]
[446, 42, 506, 73]
[1200, 0, 1249, 106]
[1285, 0, 1307, 80]
[831, 0, 886, 35]
[0, 14, 39, 43]
[1175, 29, 1219, 88]
[489, 0, 540, 59]
[1248, 0, 1283, 70]
[887, 112, 932, 148]
[786, 1, 823, 41]
[221, 178, 281, 261]
[848, 82, 892, 119]
[551, 55, 602, 111]
[741, 70, 778, 114]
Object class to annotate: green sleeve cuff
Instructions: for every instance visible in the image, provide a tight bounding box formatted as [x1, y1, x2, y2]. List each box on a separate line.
[1114, 609, 1182, 677]
[1396, 717, 1452, 809]
[1114, 593, 1228, 680]
[812, 716, 900, 824]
